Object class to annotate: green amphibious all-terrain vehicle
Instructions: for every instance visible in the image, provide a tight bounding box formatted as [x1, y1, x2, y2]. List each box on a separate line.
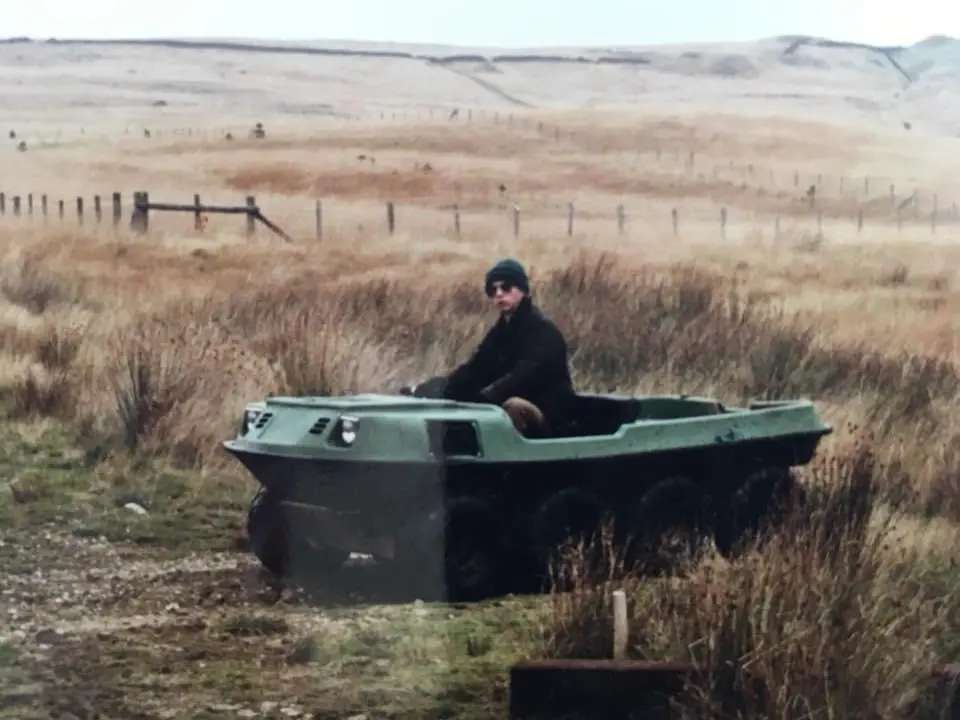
[223, 388, 832, 602]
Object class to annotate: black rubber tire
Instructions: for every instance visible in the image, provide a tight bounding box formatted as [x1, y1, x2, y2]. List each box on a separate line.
[247, 486, 288, 576]
[246, 486, 350, 582]
[713, 467, 806, 559]
[530, 487, 607, 588]
[393, 496, 509, 603]
[621, 477, 709, 575]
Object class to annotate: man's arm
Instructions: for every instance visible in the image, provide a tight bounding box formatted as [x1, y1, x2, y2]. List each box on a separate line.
[479, 325, 565, 405]
[444, 328, 498, 399]
[413, 328, 498, 401]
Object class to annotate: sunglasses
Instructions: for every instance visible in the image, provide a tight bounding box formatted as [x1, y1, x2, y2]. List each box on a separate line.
[485, 281, 515, 297]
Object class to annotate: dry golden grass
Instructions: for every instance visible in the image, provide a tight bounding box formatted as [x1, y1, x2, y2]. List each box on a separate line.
[3, 106, 960, 717]
[4, 109, 960, 522]
[539, 443, 960, 718]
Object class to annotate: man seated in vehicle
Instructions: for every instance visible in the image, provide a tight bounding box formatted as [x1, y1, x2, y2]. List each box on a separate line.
[403, 258, 576, 437]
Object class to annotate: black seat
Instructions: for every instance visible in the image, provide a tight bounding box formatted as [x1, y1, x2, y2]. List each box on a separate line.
[551, 393, 642, 437]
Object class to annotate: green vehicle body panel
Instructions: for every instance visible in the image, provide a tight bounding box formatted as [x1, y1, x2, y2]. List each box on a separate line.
[227, 392, 833, 601]
[222, 392, 832, 466]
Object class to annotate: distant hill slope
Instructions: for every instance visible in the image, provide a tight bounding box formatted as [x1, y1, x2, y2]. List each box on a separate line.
[0, 34, 958, 135]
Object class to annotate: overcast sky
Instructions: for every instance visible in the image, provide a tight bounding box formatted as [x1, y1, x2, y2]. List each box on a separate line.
[5, 0, 957, 48]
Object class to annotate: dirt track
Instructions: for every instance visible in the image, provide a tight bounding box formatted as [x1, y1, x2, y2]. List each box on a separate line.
[0, 524, 517, 719]
[1, 527, 289, 718]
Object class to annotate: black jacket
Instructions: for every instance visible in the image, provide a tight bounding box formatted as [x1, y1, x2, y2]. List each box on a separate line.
[421, 296, 576, 426]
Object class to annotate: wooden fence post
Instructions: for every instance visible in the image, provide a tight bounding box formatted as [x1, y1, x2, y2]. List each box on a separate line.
[112, 192, 122, 227]
[513, 206, 520, 238]
[12, 196, 20, 217]
[41, 195, 48, 220]
[453, 204, 460, 236]
[58, 200, 64, 221]
[193, 194, 202, 230]
[720, 207, 727, 239]
[76, 197, 84, 225]
[386, 201, 395, 234]
[566, 202, 574, 236]
[315, 200, 322, 240]
[671, 208, 678, 235]
[130, 191, 148, 233]
[130, 192, 140, 231]
[27, 193, 33, 216]
[245, 196, 256, 236]
[94, 195, 102, 224]
[612, 589, 627, 660]
[0, 193, 5, 215]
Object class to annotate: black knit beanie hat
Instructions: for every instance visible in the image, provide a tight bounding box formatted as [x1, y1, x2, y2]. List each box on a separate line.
[484, 257, 529, 295]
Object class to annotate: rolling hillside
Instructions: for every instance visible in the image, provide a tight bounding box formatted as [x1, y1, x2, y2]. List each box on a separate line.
[0, 34, 959, 135]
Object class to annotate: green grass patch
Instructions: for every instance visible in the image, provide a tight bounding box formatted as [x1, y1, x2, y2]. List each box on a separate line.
[0, 418, 252, 559]
[25, 598, 544, 719]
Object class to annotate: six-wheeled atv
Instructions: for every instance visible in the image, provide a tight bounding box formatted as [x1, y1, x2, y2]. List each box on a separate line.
[223, 390, 831, 602]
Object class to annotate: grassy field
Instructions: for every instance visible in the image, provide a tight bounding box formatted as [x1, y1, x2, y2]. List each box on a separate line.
[1, 105, 960, 718]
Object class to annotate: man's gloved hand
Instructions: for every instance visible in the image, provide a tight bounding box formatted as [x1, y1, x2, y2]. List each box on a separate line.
[402, 376, 447, 399]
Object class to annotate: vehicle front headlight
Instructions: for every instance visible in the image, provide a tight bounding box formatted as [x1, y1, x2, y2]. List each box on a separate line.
[337, 415, 359, 446]
[239, 409, 261, 436]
